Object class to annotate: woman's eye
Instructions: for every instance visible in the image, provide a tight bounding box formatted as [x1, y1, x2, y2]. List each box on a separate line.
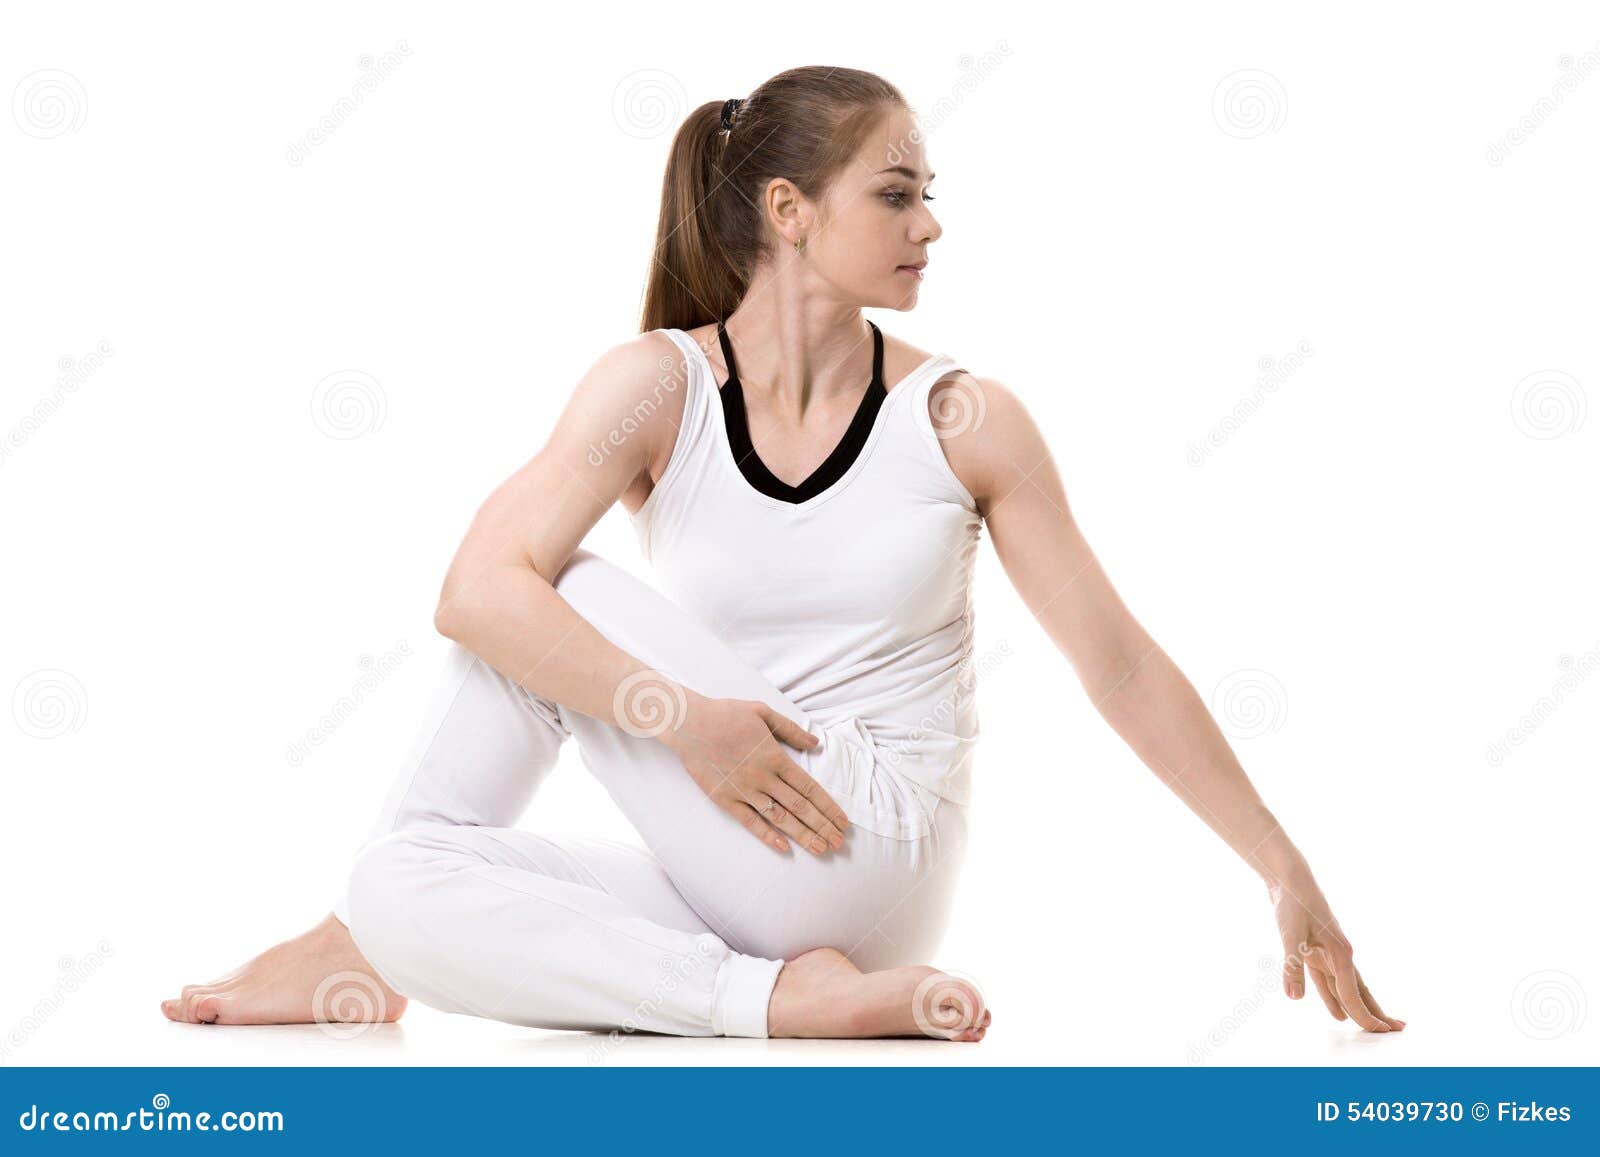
[883, 190, 935, 207]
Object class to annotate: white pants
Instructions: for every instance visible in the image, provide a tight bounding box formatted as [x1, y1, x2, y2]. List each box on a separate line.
[334, 549, 969, 1038]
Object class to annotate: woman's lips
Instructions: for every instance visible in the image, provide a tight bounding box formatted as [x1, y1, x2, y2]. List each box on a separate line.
[896, 265, 925, 280]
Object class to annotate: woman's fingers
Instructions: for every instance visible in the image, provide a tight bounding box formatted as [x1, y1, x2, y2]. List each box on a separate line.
[729, 799, 791, 853]
[1322, 947, 1389, 1032]
[753, 706, 850, 836]
[771, 758, 851, 836]
[759, 706, 820, 752]
[744, 791, 832, 855]
[1308, 962, 1347, 1020]
[1357, 971, 1405, 1031]
[766, 778, 846, 851]
[1281, 940, 1307, 999]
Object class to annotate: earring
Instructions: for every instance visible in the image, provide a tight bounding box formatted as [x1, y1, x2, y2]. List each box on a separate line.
[794, 236, 806, 254]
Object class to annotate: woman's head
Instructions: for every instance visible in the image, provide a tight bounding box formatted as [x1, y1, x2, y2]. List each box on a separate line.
[640, 66, 941, 332]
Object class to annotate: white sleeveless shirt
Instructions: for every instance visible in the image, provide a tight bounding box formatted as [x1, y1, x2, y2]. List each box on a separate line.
[630, 327, 983, 810]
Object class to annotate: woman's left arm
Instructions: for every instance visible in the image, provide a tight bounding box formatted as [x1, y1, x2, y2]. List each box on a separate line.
[930, 372, 1403, 1033]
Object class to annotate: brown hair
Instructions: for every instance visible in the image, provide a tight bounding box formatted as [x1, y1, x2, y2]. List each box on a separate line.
[638, 66, 908, 333]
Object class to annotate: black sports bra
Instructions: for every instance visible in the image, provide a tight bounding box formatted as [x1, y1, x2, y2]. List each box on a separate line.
[715, 319, 887, 504]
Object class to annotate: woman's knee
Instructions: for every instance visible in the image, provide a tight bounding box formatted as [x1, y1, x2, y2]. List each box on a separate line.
[344, 829, 447, 980]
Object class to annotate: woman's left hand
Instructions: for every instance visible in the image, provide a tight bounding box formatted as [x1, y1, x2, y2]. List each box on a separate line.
[1268, 858, 1405, 1032]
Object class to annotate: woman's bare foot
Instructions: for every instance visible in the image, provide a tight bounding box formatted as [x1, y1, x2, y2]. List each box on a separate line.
[160, 912, 407, 1027]
[766, 947, 991, 1040]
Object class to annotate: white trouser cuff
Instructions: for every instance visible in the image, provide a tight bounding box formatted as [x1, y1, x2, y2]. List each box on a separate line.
[711, 951, 785, 1038]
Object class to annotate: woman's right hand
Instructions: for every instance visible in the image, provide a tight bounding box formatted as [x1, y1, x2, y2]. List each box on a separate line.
[652, 690, 850, 855]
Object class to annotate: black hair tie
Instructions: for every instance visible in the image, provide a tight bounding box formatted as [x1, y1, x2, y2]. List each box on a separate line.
[719, 97, 744, 131]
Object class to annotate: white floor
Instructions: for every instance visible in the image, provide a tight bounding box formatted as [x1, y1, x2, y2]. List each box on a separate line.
[6, 950, 1593, 1068]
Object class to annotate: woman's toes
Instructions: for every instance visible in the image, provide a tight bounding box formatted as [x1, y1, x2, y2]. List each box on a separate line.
[179, 986, 219, 1023]
[160, 998, 180, 1021]
[192, 994, 226, 1024]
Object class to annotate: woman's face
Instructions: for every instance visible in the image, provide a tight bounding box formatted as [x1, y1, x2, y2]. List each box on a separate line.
[799, 106, 942, 311]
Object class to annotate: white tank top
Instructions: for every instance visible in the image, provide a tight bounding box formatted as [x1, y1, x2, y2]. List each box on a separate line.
[630, 326, 982, 808]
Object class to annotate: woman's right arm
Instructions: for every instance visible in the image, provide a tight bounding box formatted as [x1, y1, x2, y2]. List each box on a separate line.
[431, 333, 849, 856]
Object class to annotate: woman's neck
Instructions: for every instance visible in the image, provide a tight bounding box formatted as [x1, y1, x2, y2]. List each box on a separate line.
[722, 278, 874, 419]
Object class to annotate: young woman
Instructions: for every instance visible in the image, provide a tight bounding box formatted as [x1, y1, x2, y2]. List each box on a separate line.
[162, 66, 1402, 1042]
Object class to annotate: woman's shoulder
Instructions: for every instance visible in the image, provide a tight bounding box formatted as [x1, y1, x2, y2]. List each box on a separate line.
[878, 328, 986, 397]
[571, 329, 698, 453]
[584, 329, 703, 410]
[878, 329, 1041, 518]
[583, 330, 701, 514]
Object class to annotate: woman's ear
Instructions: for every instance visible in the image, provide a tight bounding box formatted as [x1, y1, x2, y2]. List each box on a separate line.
[762, 176, 808, 248]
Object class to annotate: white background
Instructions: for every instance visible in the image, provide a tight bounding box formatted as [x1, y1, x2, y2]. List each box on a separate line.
[2, 1, 1596, 1067]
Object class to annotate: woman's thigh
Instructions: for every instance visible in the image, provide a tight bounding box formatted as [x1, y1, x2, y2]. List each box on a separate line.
[547, 552, 970, 969]
[586, 765, 970, 970]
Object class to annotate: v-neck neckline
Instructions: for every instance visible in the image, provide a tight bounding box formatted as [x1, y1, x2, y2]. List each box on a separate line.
[674, 325, 947, 515]
[714, 319, 887, 505]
